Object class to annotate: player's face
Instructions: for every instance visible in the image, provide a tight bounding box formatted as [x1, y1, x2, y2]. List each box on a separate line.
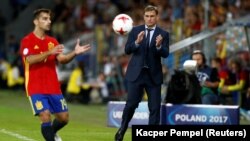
[144, 10, 158, 28]
[35, 12, 51, 31]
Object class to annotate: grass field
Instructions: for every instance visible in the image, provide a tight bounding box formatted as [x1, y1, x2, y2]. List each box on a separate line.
[1, 90, 250, 141]
[0, 89, 131, 141]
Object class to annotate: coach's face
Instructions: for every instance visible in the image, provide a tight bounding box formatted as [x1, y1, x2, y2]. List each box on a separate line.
[34, 12, 51, 31]
[144, 10, 158, 28]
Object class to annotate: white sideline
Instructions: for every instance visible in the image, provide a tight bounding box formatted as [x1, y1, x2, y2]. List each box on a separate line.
[0, 128, 37, 141]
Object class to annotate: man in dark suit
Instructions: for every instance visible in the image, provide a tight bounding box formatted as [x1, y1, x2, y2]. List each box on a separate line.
[115, 5, 169, 141]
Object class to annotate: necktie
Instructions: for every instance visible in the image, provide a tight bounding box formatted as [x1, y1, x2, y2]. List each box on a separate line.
[144, 28, 152, 68]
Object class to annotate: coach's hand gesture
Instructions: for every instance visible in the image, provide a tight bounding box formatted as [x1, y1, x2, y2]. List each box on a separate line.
[156, 34, 163, 48]
[75, 38, 91, 55]
[135, 31, 145, 44]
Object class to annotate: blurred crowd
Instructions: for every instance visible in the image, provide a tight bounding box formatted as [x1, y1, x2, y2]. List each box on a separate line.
[0, 0, 250, 115]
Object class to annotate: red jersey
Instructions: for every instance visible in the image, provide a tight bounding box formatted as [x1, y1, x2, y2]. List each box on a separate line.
[20, 32, 62, 96]
[219, 69, 247, 83]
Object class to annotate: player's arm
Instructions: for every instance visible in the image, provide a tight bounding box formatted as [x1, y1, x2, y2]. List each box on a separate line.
[57, 39, 91, 64]
[26, 44, 63, 65]
[227, 80, 245, 91]
[56, 51, 76, 64]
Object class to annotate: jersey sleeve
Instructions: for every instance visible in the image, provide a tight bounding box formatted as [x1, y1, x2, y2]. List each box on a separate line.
[20, 37, 35, 58]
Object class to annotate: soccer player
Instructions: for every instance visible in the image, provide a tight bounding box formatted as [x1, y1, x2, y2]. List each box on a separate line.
[20, 8, 91, 141]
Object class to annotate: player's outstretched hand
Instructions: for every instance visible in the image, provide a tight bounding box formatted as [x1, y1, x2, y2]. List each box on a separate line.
[75, 38, 91, 55]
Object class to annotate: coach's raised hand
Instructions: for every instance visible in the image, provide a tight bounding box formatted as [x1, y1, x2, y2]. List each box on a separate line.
[135, 31, 145, 44]
[156, 34, 163, 48]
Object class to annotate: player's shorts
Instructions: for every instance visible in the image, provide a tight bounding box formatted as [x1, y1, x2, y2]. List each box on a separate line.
[29, 94, 68, 116]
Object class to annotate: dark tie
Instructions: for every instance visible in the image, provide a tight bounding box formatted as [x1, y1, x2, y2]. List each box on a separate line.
[143, 28, 152, 68]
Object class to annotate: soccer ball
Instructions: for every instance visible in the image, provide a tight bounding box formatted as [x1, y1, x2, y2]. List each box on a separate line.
[112, 14, 133, 35]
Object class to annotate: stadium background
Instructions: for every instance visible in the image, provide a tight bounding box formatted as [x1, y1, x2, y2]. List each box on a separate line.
[0, 0, 250, 140]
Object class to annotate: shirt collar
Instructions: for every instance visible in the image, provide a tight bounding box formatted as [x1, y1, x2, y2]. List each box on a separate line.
[145, 25, 156, 30]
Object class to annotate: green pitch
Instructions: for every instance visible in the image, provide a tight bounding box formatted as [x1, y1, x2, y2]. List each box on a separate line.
[1, 90, 249, 141]
[0, 90, 131, 141]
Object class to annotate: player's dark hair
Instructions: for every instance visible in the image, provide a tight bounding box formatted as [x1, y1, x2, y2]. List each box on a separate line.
[144, 5, 158, 15]
[191, 50, 206, 64]
[33, 8, 52, 19]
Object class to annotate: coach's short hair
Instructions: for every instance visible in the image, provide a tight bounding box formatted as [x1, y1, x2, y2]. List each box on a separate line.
[144, 5, 158, 15]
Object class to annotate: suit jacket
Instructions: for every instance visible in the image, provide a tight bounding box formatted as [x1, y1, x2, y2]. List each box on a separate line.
[124, 25, 169, 85]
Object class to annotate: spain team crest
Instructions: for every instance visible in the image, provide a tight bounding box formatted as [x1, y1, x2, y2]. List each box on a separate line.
[48, 42, 54, 50]
[35, 100, 43, 110]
